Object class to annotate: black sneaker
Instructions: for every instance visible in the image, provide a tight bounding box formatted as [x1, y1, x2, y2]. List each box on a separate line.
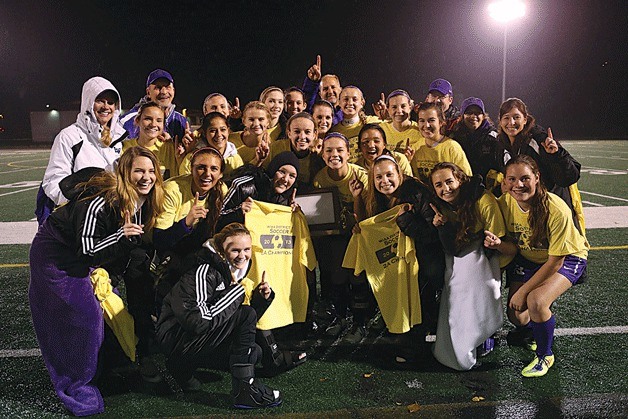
[233, 378, 282, 409]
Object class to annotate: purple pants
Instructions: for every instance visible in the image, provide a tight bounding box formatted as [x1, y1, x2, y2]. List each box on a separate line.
[29, 223, 105, 416]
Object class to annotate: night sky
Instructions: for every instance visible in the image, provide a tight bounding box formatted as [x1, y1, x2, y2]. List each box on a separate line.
[1, 0, 626, 139]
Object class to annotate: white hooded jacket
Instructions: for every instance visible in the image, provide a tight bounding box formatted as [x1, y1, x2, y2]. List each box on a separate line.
[42, 77, 125, 205]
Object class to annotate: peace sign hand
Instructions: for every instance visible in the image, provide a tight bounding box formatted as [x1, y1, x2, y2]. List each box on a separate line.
[541, 127, 559, 154]
[307, 55, 322, 82]
[122, 210, 144, 237]
[230, 97, 242, 119]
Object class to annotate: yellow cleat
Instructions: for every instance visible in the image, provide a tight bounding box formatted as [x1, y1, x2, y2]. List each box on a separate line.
[521, 355, 555, 377]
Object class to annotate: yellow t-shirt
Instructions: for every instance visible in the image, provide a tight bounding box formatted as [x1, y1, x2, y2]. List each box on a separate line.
[122, 138, 179, 180]
[411, 137, 472, 182]
[267, 123, 283, 142]
[264, 140, 317, 185]
[441, 191, 507, 237]
[355, 151, 413, 177]
[342, 205, 421, 333]
[497, 192, 589, 264]
[380, 121, 424, 153]
[330, 116, 381, 163]
[312, 163, 369, 207]
[154, 175, 227, 229]
[245, 200, 317, 330]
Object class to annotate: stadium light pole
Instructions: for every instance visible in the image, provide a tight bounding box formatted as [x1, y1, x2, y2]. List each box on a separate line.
[488, 0, 526, 103]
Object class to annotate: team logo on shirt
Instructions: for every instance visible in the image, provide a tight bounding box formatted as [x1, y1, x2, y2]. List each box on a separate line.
[375, 232, 400, 268]
[260, 234, 295, 250]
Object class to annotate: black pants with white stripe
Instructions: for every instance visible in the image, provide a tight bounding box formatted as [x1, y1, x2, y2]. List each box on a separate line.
[166, 305, 260, 382]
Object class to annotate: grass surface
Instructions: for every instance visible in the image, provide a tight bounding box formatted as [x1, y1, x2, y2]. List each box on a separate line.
[0, 141, 626, 417]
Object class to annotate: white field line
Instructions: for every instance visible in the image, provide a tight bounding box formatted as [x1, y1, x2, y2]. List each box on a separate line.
[0, 186, 39, 197]
[582, 201, 604, 207]
[579, 190, 628, 203]
[581, 155, 628, 161]
[0, 166, 47, 175]
[423, 325, 628, 343]
[3, 326, 626, 358]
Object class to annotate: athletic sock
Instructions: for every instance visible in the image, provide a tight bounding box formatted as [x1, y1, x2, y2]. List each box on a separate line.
[531, 315, 556, 358]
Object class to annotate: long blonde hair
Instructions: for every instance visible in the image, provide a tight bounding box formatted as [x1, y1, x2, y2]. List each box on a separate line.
[80, 146, 165, 230]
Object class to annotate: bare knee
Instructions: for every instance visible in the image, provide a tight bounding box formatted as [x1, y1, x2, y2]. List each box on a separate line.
[526, 289, 550, 318]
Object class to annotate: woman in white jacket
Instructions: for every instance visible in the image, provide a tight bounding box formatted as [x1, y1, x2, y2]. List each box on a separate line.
[37, 76, 126, 223]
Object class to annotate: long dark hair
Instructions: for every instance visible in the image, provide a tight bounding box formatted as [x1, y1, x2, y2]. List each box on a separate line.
[429, 162, 481, 246]
[505, 154, 549, 247]
[191, 147, 225, 234]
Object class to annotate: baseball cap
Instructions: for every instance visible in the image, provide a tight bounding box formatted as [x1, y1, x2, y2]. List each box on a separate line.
[428, 78, 453, 96]
[146, 69, 174, 87]
[461, 97, 486, 114]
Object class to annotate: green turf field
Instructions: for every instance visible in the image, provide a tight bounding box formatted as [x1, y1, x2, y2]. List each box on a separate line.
[0, 141, 626, 418]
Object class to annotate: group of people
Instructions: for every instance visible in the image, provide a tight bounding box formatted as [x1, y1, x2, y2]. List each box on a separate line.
[29, 56, 588, 416]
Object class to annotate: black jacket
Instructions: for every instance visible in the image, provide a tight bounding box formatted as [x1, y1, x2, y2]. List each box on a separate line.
[156, 247, 273, 356]
[394, 176, 440, 249]
[451, 119, 505, 194]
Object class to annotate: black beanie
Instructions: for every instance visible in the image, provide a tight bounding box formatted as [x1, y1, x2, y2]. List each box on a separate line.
[266, 151, 300, 179]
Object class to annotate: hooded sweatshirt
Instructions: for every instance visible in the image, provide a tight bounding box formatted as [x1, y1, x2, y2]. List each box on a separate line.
[42, 77, 124, 205]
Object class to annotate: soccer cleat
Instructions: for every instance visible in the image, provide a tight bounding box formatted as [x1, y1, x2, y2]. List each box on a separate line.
[477, 337, 495, 357]
[233, 377, 282, 409]
[521, 355, 555, 377]
[344, 325, 367, 344]
[324, 316, 348, 337]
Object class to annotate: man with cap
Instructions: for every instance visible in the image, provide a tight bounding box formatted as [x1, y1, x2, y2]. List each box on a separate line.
[120, 69, 193, 154]
[423, 78, 461, 135]
[450, 97, 505, 195]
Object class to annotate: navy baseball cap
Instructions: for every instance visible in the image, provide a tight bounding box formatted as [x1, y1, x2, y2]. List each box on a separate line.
[146, 69, 174, 87]
[461, 97, 486, 114]
[428, 78, 453, 96]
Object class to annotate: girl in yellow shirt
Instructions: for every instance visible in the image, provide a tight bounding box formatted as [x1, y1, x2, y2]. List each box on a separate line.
[495, 155, 588, 378]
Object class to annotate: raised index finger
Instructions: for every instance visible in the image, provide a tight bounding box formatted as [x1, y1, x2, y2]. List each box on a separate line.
[316, 54, 321, 69]
[234, 97, 240, 108]
[547, 127, 553, 140]
[194, 192, 200, 206]
[261, 270, 266, 283]
[380, 92, 385, 103]
[125, 210, 132, 225]
[429, 203, 441, 215]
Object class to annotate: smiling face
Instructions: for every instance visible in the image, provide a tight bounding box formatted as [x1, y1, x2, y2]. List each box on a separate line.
[339, 87, 364, 119]
[504, 162, 539, 209]
[320, 75, 341, 105]
[263, 90, 284, 121]
[130, 156, 157, 196]
[359, 128, 386, 163]
[273, 164, 298, 194]
[500, 106, 528, 140]
[137, 105, 164, 142]
[463, 105, 485, 131]
[373, 159, 401, 197]
[418, 108, 443, 142]
[203, 95, 230, 117]
[288, 117, 316, 152]
[204, 116, 229, 152]
[387, 94, 412, 124]
[285, 91, 305, 115]
[244, 108, 269, 135]
[223, 234, 252, 270]
[93, 90, 118, 126]
[146, 79, 174, 108]
[312, 104, 333, 137]
[425, 90, 452, 111]
[191, 153, 223, 195]
[322, 137, 349, 170]
[431, 168, 461, 204]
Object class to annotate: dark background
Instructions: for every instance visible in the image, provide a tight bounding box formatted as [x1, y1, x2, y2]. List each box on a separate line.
[1, 0, 626, 139]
